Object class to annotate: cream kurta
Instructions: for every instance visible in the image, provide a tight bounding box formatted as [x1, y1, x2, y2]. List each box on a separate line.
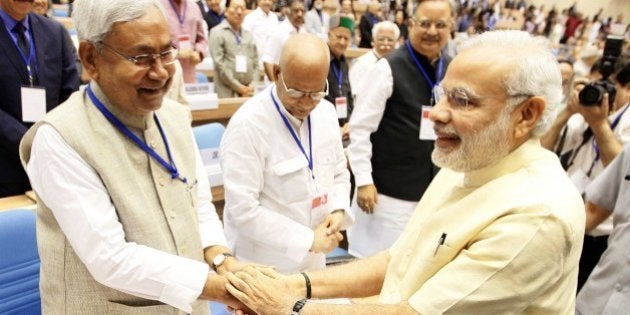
[380, 140, 585, 314]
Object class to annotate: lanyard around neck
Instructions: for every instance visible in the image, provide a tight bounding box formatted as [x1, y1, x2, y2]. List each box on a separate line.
[86, 85, 188, 184]
[168, 0, 187, 26]
[405, 39, 443, 103]
[9, 25, 37, 86]
[331, 61, 343, 93]
[270, 88, 314, 175]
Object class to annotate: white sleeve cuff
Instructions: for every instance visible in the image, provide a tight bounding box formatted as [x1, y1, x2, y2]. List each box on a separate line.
[158, 260, 210, 312]
[285, 227, 314, 263]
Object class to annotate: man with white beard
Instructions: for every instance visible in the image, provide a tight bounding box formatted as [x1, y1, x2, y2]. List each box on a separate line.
[222, 30, 586, 315]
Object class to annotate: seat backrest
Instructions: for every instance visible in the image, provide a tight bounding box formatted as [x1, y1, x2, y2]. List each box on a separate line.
[196, 72, 209, 83]
[193, 122, 225, 149]
[0, 209, 41, 315]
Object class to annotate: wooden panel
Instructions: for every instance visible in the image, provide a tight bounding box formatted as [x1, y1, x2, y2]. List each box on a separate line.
[0, 194, 36, 211]
[191, 97, 249, 126]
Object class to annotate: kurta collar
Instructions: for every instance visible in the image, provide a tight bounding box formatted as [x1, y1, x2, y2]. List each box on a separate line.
[462, 139, 548, 188]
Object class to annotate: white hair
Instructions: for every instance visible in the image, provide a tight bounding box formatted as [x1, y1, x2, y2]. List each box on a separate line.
[73, 0, 166, 43]
[459, 30, 563, 137]
[372, 21, 401, 41]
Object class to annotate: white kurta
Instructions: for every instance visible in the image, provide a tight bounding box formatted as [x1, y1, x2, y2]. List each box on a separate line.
[220, 85, 352, 273]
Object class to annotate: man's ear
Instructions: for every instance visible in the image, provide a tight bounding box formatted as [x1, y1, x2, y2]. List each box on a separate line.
[79, 40, 99, 81]
[273, 66, 281, 82]
[513, 96, 545, 140]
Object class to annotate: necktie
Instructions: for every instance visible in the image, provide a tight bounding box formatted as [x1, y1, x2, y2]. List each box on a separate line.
[13, 23, 30, 57]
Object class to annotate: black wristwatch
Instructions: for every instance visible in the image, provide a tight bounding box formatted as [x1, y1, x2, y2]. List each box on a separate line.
[211, 253, 234, 272]
[291, 298, 308, 315]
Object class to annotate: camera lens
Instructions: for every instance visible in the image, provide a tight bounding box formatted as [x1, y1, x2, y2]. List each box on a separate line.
[579, 84, 604, 106]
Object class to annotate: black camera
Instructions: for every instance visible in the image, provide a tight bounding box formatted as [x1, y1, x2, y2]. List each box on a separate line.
[578, 36, 624, 106]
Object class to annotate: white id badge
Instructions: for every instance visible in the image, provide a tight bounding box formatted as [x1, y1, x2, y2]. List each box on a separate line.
[178, 34, 192, 51]
[335, 97, 348, 119]
[569, 169, 590, 194]
[419, 105, 436, 140]
[235, 54, 247, 73]
[21, 86, 46, 122]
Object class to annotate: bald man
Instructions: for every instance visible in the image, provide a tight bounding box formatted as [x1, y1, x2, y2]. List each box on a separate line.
[220, 34, 353, 273]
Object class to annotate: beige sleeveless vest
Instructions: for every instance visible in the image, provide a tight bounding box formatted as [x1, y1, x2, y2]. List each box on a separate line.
[20, 84, 209, 314]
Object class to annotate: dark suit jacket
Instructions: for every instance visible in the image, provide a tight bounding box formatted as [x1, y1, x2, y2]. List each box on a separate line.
[196, 0, 223, 31]
[0, 13, 79, 195]
[359, 12, 379, 48]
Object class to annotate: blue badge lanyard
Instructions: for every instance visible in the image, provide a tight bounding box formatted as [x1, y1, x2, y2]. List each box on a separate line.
[270, 88, 315, 180]
[405, 39, 443, 105]
[168, 0, 187, 26]
[587, 104, 629, 176]
[86, 85, 188, 184]
[10, 27, 37, 86]
[230, 28, 242, 46]
[331, 61, 343, 96]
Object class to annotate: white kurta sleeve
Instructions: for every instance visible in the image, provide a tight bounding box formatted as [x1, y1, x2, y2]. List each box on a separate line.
[348, 59, 394, 187]
[26, 125, 210, 313]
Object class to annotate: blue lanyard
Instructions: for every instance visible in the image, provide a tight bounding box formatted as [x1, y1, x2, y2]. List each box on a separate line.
[405, 39, 443, 103]
[590, 104, 629, 171]
[86, 85, 188, 184]
[9, 26, 37, 86]
[331, 61, 343, 94]
[168, 0, 187, 26]
[270, 88, 314, 176]
[230, 28, 242, 45]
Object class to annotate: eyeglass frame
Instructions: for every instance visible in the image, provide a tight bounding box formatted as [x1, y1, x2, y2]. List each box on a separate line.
[97, 41, 179, 69]
[434, 84, 533, 110]
[410, 18, 451, 30]
[279, 73, 329, 101]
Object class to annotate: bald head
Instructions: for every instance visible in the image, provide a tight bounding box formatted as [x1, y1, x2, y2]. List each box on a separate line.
[276, 34, 330, 120]
[279, 34, 330, 75]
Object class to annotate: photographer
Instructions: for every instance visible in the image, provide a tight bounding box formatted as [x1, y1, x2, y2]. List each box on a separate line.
[541, 61, 630, 291]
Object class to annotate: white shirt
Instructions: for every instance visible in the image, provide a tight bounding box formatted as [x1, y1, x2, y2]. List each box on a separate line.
[348, 59, 394, 187]
[561, 104, 630, 236]
[26, 124, 228, 313]
[304, 9, 329, 40]
[242, 7, 279, 61]
[348, 49, 379, 99]
[261, 19, 306, 65]
[220, 85, 352, 273]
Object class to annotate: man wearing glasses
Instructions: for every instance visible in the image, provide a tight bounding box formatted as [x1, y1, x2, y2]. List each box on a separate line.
[19, 0, 250, 313]
[347, 0, 454, 258]
[220, 33, 353, 273]
[223, 30, 584, 315]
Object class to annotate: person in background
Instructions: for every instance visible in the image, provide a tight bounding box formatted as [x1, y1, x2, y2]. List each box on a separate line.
[325, 14, 353, 140]
[32, 0, 51, 16]
[577, 144, 630, 314]
[558, 59, 575, 105]
[394, 8, 408, 44]
[209, 0, 258, 97]
[160, 0, 208, 83]
[225, 30, 585, 315]
[242, 0, 278, 67]
[349, 20, 399, 100]
[198, 0, 224, 31]
[541, 63, 630, 291]
[346, 0, 453, 258]
[358, 0, 381, 48]
[304, 0, 328, 40]
[220, 34, 352, 273]
[261, 0, 305, 81]
[0, 0, 79, 197]
[19, 0, 251, 312]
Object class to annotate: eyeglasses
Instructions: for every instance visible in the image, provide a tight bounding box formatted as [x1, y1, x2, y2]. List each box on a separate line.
[279, 74, 328, 101]
[435, 84, 532, 110]
[411, 18, 450, 30]
[99, 42, 178, 69]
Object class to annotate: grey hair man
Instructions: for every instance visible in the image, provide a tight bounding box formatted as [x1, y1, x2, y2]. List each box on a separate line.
[348, 20, 400, 100]
[19, 0, 249, 313]
[224, 30, 584, 315]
